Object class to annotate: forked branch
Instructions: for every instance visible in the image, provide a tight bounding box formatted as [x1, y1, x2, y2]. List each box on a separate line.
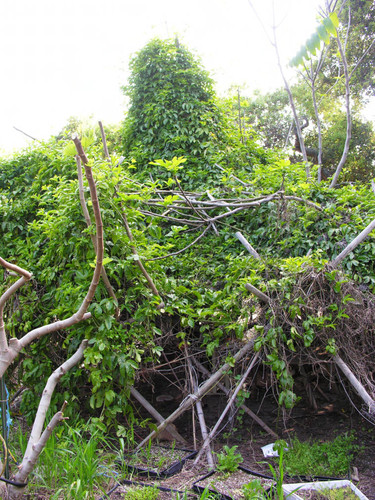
[0, 138, 104, 498]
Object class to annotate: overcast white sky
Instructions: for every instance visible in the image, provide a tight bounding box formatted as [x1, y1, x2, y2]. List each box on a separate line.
[0, 0, 337, 153]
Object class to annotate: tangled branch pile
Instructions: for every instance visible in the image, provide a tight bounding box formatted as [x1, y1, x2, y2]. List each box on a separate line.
[254, 266, 375, 416]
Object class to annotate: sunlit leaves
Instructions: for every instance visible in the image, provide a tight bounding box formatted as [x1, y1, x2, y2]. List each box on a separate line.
[290, 13, 340, 67]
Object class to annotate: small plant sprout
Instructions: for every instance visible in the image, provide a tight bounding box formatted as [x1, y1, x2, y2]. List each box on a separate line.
[216, 445, 243, 474]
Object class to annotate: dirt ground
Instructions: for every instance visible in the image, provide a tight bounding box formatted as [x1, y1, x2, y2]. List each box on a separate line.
[107, 380, 375, 500]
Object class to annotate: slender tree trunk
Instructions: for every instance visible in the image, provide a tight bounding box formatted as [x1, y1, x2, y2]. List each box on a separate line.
[329, 35, 352, 188]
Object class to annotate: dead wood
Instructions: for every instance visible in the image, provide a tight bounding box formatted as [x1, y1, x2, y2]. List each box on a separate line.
[235, 232, 261, 259]
[193, 353, 260, 465]
[330, 218, 375, 268]
[130, 387, 187, 444]
[244, 283, 271, 303]
[193, 358, 278, 439]
[334, 355, 375, 416]
[134, 338, 257, 451]
[186, 351, 214, 467]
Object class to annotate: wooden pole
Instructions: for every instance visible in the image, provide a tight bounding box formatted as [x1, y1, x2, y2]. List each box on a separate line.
[187, 355, 214, 467]
[193, 358, 278, 439]
[334, 355, 375, 415]
[130, 387, 187, 444]
[135, 339, 257, 451]
[193, 354, 260, 464]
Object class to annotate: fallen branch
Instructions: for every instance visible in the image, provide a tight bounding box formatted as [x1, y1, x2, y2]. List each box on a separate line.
[244, 283, 271, 303]
[330, 218, 375, 268]
[187, 351, 214, 468]
[130, 387, 186, 444]
[235, 232, 261, 259]
[135, 339, 257, 451]
[145, 224, 211, 262]
[333, 355, 375, 416]
[193, 358, 278, 439]
[193, 353, 260, 464]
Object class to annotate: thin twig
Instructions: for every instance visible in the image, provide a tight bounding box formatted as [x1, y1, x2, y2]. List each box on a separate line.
[145, 224, 211, 262]
[13, 127, 41, 142]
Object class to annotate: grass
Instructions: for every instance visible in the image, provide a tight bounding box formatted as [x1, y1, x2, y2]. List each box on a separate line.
[10, 420, 118, 499]
[122, 485, 161, 499]
[281, 432, 361, 478]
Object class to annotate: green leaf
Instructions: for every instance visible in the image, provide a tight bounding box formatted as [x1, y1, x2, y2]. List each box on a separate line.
[323, 16, 337, 37]
[306, 33, 322, 56]
[317, 24, 331, 44]
[62, 142, 77, 157]
[330, 12, 339, 28]
[105, 390, 116, 406]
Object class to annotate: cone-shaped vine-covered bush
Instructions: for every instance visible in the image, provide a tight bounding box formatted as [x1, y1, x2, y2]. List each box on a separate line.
[121, 37, 224, 170]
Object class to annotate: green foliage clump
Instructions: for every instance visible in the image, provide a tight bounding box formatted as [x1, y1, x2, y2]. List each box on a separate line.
[123, 486, 160, 499]
[1, 34, 375, 433]
[15, 423, 112, 499]
[122, 37, 222, 169]
[282, 433, 360, 477]
[121, 37, 272, 188]
[216, 445, 243, 474]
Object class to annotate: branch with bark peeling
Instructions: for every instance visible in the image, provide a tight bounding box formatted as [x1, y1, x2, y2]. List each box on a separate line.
[75, 154, 120, 317]
[0, 138, 103, 499]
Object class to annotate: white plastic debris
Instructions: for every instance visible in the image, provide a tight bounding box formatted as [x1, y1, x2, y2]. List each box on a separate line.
[261, 442, 288, 457]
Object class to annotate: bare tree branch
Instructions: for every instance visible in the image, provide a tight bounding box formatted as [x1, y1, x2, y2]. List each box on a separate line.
[329, 33, 352, 188]
[76, 155, 119, 316]
[330, 218, 375, 268]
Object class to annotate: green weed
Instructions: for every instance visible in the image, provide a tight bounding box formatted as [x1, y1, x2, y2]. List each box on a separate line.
[22, 423, 115, 499]
[282, 432, 361, 477]
[216, 445, 243, 474]
[123, 485, 160, 499]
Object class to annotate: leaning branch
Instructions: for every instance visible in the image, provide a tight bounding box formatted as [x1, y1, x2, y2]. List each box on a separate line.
[76, 155, 119, 316]
[330, 218, 375, 268]
[135, 339, 257, 451]
[193, 353, 260, 464]
[334, 355, 375, 416]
